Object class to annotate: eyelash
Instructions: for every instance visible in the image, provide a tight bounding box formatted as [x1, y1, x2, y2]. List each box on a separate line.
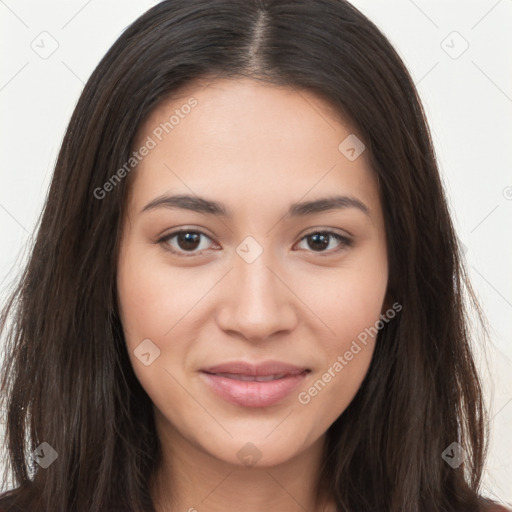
[156, 228, 353, 258]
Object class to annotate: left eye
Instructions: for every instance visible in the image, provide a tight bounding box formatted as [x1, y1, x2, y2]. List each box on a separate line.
[296, 231, 352, 254]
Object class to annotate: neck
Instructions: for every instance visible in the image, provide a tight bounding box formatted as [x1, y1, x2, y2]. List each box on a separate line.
[149, 411, 335, 512]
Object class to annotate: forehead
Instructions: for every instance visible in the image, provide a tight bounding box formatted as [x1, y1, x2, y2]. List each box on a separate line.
[128, 77, 380, 219]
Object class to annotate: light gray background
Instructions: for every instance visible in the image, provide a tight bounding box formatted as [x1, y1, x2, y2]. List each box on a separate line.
[1, 0, 511, 505]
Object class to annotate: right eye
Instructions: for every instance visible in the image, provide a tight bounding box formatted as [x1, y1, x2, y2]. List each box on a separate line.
[157, 229, 217, 257]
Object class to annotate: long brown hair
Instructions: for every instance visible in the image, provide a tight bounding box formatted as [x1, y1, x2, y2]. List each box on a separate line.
[0, 1, 493, 510]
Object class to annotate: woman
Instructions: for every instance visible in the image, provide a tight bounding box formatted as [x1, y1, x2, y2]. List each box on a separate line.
[0, 1, 508, 511]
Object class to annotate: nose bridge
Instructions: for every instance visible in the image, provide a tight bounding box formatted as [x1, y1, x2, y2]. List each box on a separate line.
[237, 250, 277, 307]
[215, 239, 297, 340]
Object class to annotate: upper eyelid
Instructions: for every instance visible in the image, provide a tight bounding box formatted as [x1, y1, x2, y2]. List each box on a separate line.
[300, 227, 351, 239]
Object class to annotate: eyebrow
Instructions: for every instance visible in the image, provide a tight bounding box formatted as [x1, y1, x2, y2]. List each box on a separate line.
[141, 193, 370, 218]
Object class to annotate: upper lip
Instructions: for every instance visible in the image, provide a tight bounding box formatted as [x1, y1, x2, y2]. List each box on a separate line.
[201, 360, 310, 377]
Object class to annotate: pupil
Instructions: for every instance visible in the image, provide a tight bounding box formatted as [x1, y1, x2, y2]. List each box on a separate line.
[308, 233, 329, 251]
[178, 232, 200, 250]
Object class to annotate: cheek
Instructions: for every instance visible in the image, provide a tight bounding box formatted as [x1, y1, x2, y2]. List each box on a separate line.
[117, 242, 212, 343]
[296, 284, 383, 427]
[292, 250, 387, 414]
[116, 243, 198, 396]
[116, 240, 235, 409]
[299, 342, 375, 423]
[292, 250, 388, 346]
[116, 245, 205, 417]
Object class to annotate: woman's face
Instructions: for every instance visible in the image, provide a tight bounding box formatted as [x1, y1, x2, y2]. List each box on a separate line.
[117, 77, 389, 467]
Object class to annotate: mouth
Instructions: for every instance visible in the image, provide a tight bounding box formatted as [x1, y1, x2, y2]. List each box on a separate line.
[206, 372, 298, 382]
[199, 361, 311, 408]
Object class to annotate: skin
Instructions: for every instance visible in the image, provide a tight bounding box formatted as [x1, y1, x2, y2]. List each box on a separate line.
[117, 77, 389, 512]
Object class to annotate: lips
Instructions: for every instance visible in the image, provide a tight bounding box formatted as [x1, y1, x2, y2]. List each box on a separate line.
[199, 360, 310, 408]
[210, 373, 290, 382]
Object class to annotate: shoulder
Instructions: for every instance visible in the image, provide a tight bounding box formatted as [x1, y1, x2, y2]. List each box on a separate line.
[0, 490, 25, 512]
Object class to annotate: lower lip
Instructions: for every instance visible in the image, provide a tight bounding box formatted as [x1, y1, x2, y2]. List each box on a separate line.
[199, 371, 308, 408]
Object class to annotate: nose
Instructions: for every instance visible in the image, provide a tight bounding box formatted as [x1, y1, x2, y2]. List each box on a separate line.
[215, 246, 299, 342]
